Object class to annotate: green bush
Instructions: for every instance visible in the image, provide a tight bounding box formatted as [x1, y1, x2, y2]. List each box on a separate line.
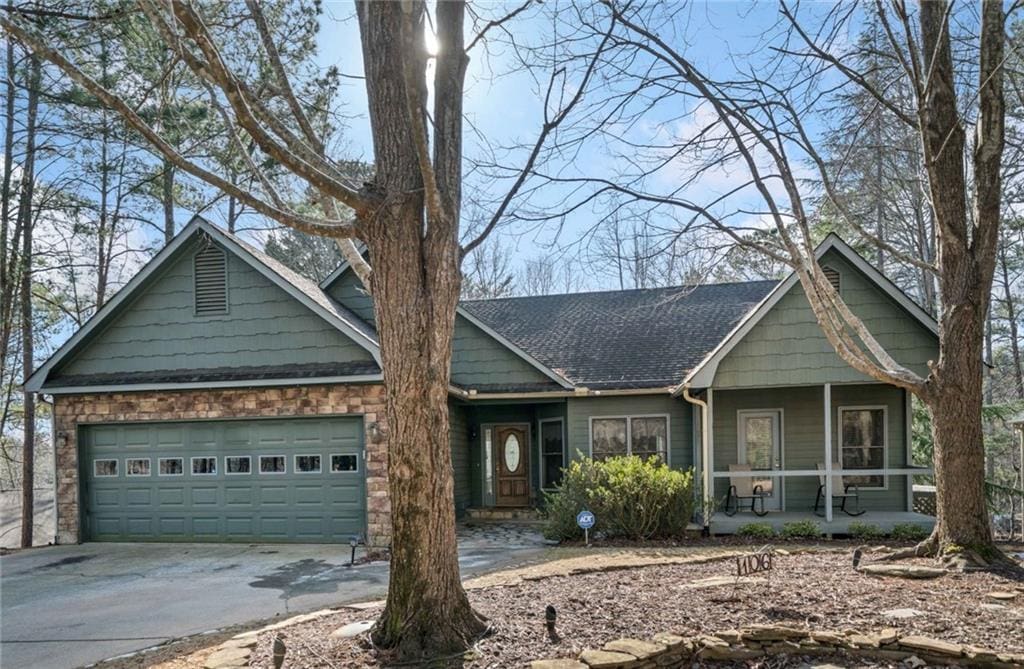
[891, 522, 930, 541]
[847, 521, 884, 540]
[780, 520, 822, 539]
[736, 522, 775, 539]
[543, 455, 694, 541]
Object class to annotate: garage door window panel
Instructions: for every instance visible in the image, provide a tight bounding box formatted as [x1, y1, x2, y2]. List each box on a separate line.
[159, 457, 184, 476]
[126, 458, 151, 476]
[94, 459, 118, 477]
[225, 456, 251, 474]
[331, 454, 359, 472]
[192, 457, 217, 475]
[295, 455, 321, 473]
[260, 455, 286, 474]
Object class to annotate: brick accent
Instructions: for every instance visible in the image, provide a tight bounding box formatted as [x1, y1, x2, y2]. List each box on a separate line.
[52, 384, 391, 546]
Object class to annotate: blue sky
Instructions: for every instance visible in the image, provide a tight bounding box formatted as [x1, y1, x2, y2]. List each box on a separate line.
[311, 1, 816, 282]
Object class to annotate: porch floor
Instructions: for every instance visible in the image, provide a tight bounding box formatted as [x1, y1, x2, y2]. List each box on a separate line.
[711, 510, 935, 536]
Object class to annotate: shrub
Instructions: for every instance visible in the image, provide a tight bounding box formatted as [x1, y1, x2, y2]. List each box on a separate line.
[891, 522, 930, 541]
[543, 455, 694, 542]
[847, 521, 884, 540]
[736, 522, 775, 539]
[780, 520, 821, 539]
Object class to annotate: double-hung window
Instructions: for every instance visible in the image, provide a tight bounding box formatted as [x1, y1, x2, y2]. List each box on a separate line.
[590, 415, 669, 462]
[838, 406, 887, 489]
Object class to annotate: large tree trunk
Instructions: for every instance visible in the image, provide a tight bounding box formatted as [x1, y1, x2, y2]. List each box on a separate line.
[356, 1, 486, 659]
[18, 56, 40, 549]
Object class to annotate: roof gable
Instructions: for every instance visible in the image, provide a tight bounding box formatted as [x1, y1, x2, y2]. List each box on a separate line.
[680, 234, 939, 390]
[26, 218, 380, 392]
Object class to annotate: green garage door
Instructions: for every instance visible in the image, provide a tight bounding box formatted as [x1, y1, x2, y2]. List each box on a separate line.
[80, 417, 365, 543]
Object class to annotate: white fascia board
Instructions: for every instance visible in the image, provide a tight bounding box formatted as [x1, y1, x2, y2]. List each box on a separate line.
[24, 218, 209, 393]
[675, 234, 938, 392]
[456, 306, 575, 389]
[41, 374, 384, 395]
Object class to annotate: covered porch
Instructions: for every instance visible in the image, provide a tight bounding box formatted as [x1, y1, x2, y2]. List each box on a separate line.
[698, 382, 934, 529]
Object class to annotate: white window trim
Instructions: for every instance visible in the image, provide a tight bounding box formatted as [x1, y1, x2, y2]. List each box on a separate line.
[190, 456, 218, 476]
[125, 457, 152, 477]
[588, 414, 671, 465]
[93, 459, 119, 477]
[538, 417, 566, 491]
[837, 404, 889, 491]
[259, 454, 287, 475]
[294, 454, 323, 474]
[330, 453, 360, 474]
[224, 455, 252, 475]
[158, 457, 184, 477]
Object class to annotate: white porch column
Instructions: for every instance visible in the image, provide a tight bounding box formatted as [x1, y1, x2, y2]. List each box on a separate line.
[824, 383, 833, 522]
[705, 389, 714, 527]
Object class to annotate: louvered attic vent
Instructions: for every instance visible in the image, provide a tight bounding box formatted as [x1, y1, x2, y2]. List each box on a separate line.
[194, 245, 228, 315]
[822, 266, 841, 292]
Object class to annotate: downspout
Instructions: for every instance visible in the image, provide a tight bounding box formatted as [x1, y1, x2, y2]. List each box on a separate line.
[680, 384, 711, 536]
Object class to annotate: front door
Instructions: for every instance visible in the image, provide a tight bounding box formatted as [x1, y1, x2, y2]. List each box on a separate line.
[494, 425, 530, 506]
[738, 411, 783, 512]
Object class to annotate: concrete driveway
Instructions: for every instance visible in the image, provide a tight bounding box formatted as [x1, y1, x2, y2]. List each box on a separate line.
[0, 523, 549, 669]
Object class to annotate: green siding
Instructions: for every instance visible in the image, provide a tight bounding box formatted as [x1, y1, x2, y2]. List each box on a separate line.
[325, 269, 376, 326]
[713, 251, 937, 389]
[58, 241, 373, 377]
[711, 384, 908, 512]
[450, 316, 552, 387]
[80, 417, 365, 543]
[566, 395, 694, 472]
[449, 401, 471, 516]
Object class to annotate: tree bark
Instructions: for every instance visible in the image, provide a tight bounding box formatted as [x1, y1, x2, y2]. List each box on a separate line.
[355, 1, 486, 659]
[163, 159, 175, 243]
[915, 0, 1004, 561]
[18, 56, 40, 549]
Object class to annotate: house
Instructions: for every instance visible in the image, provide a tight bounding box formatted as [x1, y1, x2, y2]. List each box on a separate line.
[25, 218, 938, 546]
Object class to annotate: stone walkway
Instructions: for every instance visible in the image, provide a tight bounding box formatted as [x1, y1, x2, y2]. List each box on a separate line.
[456, 520, 548, 550]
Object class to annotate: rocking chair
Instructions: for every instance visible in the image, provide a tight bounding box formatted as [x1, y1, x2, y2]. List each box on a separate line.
[813, 462, 865, 517]
[724, 464, 769, 517]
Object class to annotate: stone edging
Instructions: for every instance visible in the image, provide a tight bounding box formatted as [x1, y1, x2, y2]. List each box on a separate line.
[530, 624, 1024, 669]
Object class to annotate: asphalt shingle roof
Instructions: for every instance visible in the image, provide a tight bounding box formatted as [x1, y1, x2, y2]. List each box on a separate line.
[461, 281, 778, 389]
[46, 361, 381, 388]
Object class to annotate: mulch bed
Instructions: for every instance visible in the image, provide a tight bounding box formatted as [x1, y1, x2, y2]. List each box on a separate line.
[248, 551, 1024, 668]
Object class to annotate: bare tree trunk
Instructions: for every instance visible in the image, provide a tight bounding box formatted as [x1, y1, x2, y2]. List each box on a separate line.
[997, 243, 1023, 399]
[355, 1, 485, 658]
[163, 159, 175, 243]
[916, 0, 1004, 562]
[18, 56, 40, 549]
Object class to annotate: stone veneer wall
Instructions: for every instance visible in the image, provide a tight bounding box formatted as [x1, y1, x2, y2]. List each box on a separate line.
[52, 384, 391, 546]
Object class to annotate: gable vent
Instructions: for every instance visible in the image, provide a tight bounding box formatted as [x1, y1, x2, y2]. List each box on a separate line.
[194, 245, 228, 315]
[822, 266, 841, 292]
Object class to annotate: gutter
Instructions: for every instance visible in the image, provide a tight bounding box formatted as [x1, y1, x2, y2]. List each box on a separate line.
[680, 384, 711, 535]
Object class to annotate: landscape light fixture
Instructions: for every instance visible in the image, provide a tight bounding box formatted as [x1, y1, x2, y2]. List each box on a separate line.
[349, 535, 359, 567]
[545, 604, 559, 641]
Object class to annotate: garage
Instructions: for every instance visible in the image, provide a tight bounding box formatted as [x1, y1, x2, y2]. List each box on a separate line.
[79, 417, 366, 543]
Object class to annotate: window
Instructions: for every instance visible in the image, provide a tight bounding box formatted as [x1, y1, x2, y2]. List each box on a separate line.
[191, 457, 217, 475]
[93, 459, 118, 477]
[159, 457, 183, 476]
[590, 415, 669, 462]
[295, 455, 321, 473]
[225, 456, 251, 474]
[194, 244, 228, 315]
[839, 406, 887, 489]
[822, 266, 841, 292]
[126, 458, 151, 477]
[540, 419, 565, 489]
[591, 418, 627, 459]
[331, 454, 358, 472]
[260, 455, 286, 474]
[631, 417, 668, 460]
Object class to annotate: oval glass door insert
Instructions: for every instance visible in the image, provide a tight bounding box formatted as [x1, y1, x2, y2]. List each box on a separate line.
[503, 434, 521, 473]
